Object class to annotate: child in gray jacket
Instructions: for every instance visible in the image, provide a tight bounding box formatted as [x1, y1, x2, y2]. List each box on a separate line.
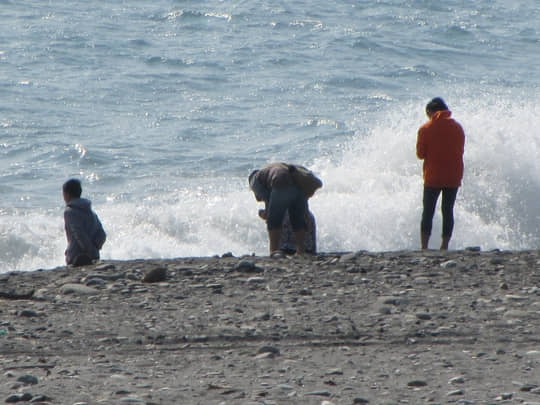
[63, 179, 106, 266]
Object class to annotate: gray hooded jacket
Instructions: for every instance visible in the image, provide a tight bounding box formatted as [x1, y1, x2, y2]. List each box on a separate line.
[64, 198, 106, 265]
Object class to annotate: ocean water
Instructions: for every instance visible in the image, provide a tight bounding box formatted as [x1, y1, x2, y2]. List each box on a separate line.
[1, 0, 539, 273]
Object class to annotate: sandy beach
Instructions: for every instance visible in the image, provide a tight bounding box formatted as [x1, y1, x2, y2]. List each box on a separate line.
[1, 249, 540, 405]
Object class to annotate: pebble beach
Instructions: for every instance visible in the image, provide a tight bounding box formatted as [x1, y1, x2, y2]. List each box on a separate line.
[1, 249, 540, 405]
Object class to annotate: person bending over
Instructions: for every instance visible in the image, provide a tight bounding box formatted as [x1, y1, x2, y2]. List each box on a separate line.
[63, 178, 106, 266]
[416, 97, 465, 250]
[249, 163, 309, 256]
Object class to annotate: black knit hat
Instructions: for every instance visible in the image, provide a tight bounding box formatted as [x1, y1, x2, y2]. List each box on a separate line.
[426, 97, 448, 114]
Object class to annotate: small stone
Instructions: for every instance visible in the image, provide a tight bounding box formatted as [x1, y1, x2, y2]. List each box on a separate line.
[59, 284, 98, 295]
[447, 389, 464, 396]
[449, 376, 465, 384]
[257, 346, 280, 356]
[17, 374, 38, 385]
[119, 397, 145, 403]
[30, 394, 53, 402]
[465, 246, 481, 252]
[381, 297, 409, 306]
[19, 310, 38, 318]
[6, 393, 33, 403]
[85, 278, 107, 287]
[505, 294, 528, 301]
[247, 277, 265, 284]
[94, 263, 116, 271]
[440, 260, 457, 268]
[142, 267, 167, 283]
[407, 380, 428, 387]
[339, 252, 358, 262]
[234, 260, 262, 273]
[353, 398, 370, 404]
[326, 368, 344, 375]
[305, 391, 331, 397]
[416, 312, 432, 320]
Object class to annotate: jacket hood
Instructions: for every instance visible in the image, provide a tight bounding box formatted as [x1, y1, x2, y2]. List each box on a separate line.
[67, 198, 92, 211]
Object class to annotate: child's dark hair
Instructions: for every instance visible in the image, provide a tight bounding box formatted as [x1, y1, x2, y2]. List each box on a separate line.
[426, 97, 448, 114]
[63, 178, 82, 198]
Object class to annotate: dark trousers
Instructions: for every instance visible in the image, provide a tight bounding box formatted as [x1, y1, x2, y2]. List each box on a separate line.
[421, 186, 458, 237]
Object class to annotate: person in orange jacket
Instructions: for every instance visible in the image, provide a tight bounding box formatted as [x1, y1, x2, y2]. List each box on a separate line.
[416, 97, 465, 250]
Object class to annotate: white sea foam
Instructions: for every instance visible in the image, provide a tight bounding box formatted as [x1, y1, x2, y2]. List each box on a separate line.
[2, 93, 538, 273]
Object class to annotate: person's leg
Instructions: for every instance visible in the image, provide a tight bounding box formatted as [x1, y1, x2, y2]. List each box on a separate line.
[421, 186, 441, 249]
[440, 187, 458, 250]
[268, 228, 282, 253]
[288, 188, 308, 255]
[305, 210, 316, 254]
[266, 188, 291, 255]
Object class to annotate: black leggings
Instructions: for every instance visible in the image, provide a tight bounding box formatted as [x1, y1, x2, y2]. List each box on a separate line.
[421, 186, 458, 237]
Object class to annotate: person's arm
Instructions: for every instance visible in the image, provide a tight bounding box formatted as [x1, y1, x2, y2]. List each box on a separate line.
[250, 175, 270, 203]
[416, 128, 427, 159]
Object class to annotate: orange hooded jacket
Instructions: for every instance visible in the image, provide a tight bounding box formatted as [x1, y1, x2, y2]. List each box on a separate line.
[416, 110, 465, 188]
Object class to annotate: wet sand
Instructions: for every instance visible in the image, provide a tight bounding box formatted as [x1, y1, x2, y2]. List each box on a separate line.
[1, 249, 540, 404]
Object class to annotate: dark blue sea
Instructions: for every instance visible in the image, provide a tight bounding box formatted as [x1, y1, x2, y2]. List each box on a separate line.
[1, 0, 539, 272]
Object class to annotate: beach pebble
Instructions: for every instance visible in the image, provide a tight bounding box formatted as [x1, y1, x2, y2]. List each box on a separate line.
[496, 393, 513, 400]
[234, 260, 262, 273]
[305, 391, 331, 397]
[257, 346, 280, 356]
[449, 376, 465, 384]
[5, 392, 33, 403]
[31, 394, 53, 402]
[379, 296, 409, 306]
[407, 380, 428, 387]
[339, 252, 358, 262]
[119, 397, 145, 403]
[326, 368, 343, 375]
[247, 277, 265, 284]
[19, 310, 38, 317]
[94, 263, 116, 271]
[142, 267, 167, 283]
[17, 374, 38, 385]
[440, 260, 457, 268]
[59, 284, 98, 295]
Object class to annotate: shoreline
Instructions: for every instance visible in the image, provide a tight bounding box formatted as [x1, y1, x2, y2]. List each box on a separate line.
[1, 249, 540, 404]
